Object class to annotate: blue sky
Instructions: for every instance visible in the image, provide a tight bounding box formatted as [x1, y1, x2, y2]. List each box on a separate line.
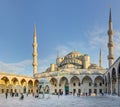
[0, 0, 120, 76]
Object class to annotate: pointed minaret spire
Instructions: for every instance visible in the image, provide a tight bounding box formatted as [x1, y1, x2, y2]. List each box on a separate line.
[109, 8, 112, 23]
[99, 48, 102, 68]
[34, 24, 36, 37]
[32, 24, 38, 76]
[108, 8, 114, 67]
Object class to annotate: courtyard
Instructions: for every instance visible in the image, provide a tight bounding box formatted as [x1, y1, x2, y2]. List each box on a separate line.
[0, 94, 120, 107]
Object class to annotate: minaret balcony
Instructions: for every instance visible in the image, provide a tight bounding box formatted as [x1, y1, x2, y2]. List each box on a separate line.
[107, 55, 114, 60]
[32, 53, 38, 56]
[108, 42, 114, 47]
[32, 63, 38, 66]
[32, 43, 38, 47]
[108, 30, 114, 35]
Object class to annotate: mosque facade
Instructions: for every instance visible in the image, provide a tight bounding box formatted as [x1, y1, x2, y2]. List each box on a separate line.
[0, 8, 120, 96]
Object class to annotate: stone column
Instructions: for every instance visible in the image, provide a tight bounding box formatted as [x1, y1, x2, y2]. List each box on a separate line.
[92, 82, 94, 94]
[69, 82, 71, 94]
[116, 77, 118, 96]
[111, 78, 113, 95]
[107, 81, 109, 94]
[57, 81, 59, 93]
[118, 78, 120, 96]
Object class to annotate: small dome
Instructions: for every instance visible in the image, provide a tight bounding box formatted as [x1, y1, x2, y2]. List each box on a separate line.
[89, 64, 99, 69]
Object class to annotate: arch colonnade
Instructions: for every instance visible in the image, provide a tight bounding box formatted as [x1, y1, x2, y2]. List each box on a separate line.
[105, 57, 120, 96]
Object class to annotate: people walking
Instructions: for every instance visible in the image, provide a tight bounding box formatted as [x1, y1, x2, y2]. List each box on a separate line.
[58, 92, 60, 98]
[20, 93, 24, 100]
[5, 92, 8, 99]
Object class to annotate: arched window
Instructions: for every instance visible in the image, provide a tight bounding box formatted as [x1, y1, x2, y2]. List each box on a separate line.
[99, 82, 102, 86]
[73, 83, 76, 86]
[89, 82, 91, 86]
[55, 84, 56, 87]
[59, 84, 61, 87]
[94, 83, 97, 87]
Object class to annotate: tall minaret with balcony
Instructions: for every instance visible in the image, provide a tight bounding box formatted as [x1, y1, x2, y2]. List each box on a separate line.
[108, 8, 114, 67]
[99, 48, 102, 68]
[32, 25, 38, 76]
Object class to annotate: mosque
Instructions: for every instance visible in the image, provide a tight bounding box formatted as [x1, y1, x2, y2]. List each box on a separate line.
[0, 8, 120, 96]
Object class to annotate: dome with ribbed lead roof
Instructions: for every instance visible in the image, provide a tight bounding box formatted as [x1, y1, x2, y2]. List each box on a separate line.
[58, 51, 83, 68]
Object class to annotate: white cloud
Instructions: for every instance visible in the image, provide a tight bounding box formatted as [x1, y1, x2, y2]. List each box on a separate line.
[87, 27, 107, 49]
[86, 26, 120, 68]
[0, 60, 32, 75]
[114, 30, 120, 58]
[38, 55, 56, 72]
[55, 45, 71, 56]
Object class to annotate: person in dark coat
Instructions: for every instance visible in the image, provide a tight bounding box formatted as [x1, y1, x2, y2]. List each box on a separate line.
[5, 92, 8, 99]
[20, 93, 24, 100]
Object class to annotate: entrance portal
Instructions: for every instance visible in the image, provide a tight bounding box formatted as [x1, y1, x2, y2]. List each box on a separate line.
[65, 84, 69, 95]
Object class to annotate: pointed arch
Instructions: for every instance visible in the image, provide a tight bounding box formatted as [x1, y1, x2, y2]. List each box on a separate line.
[45, 85, 50, 93]
[117, 62, 120, 96]
[50, 78, 58, 86]
[11, 77, 19, 85]
[118, 63, 120, 76]
[34, 79, 39, 87]
[70, 76, 80, 82]
[28, 80, 33, 87]
[112, 68, 116, 82]
[70, 76, 80, 86]
[59, 77, 69, 84]
[112, 68, 117, 94]
[34, 79, 39, 93]
[1, 76, 10, 85]
[94, 76, 104, 87]
[20, 78, 27, 86]
[82, 76, 92, 84]
[94, 76, 104, 83]
[59, 77, 69, 95]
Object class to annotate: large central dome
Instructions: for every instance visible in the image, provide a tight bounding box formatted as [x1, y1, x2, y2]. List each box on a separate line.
[58, 51, 83, 68]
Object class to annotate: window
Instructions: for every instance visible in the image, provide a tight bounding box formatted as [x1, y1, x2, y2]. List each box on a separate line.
[99, 89, 102, 93]
[89, 89, 92, 94]
[94, 89, 97, 94]
[55, 84, 56, 87]
[94, 83, 97, 87]
[99, 82, 102, 86]
[89, 82, 91, 86]
[73, 83, 76, 86]
[78, 82, 80, 86]
[59, 84, 61, 87]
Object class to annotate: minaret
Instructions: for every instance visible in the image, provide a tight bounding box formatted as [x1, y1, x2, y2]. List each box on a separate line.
[108, 8, 114, 67]
[99, 48, 102, 68]
[32, 25, 38, 76]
